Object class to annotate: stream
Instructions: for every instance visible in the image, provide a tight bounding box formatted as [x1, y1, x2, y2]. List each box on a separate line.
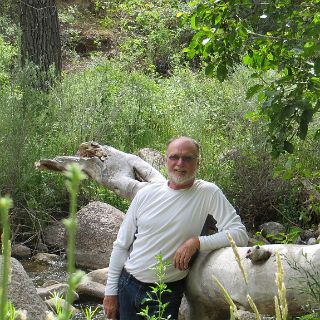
[21, 258, 106, 320]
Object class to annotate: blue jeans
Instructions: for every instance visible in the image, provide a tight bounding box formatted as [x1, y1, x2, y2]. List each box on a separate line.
[118, 268, 185, 320]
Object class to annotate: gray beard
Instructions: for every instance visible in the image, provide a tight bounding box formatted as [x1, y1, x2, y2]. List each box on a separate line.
[168, 173, 195, 186]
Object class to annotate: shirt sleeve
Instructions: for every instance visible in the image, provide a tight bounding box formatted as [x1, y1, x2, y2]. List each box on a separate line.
[199, 188, 248, 252]
[105, 195, 139, 295]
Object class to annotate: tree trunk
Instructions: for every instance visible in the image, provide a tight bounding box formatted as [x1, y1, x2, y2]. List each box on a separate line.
[20, 0, 61, 89]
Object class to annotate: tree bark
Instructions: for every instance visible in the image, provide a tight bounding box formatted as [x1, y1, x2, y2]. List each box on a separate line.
[20, 0, 61, 89]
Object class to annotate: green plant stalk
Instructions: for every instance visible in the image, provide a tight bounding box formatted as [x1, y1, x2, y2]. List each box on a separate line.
[60, 164, 86, 320]
[213, 275, 239, 318]
[275, 251, 288, 320]
[226, 231, 248, 285]
[138, 254, 171, 319]
[0, 197, 13, 320]
[247, 294, 261, 320]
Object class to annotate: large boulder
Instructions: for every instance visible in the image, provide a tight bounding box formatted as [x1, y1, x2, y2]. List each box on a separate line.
[1, 256, 48, 319]
[75, 201, 124, 269]
[44, 201, 124, 269]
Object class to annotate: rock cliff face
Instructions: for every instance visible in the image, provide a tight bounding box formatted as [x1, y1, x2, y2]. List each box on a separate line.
[2, 256, 48, 320]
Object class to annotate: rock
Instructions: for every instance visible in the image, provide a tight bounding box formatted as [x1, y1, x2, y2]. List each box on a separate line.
[35, 242, 49, 253]
[11, 243, 32, 258]
[76, 279, 105, 301]
[314, 224, 320, 238]
[86, 267, 108, 285]
[37, 283, 79, 301]
[178, 295, 190, 320]
[42, 280, 60, 287]
[245, 245, 271, 264]
[259, 222, 285, 239]
[300, 229, 316, 242]
[237, 310, 257, 320]
[74, 201, 124, 269]
[138, 148, 165, 172]
[307, 238, 317, 245]
[45, 297, 80, 315]
[1, 256, 49, 320]
[32, 253, 60, 265]
[43, 220, 66, 249]
[43, 201, 124, 269]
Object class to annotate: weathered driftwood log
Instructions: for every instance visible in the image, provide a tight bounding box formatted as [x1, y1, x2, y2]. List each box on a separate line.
[186, 244, 320, 319]
[36, 142, 320, 318]
[35, 141, 166, 199]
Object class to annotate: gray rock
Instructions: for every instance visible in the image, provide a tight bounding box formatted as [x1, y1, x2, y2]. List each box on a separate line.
[43, 201, 124, 269]
[37, 283, 79, 301]
[178, 295, 190, 320]
[32, 253, 60, 265]
[1, 256, 48, 320]
[11, 243, 32, 258]
[138, 148, 165, 172]
[45, 297, 80, 315]
[300, 229, 316, 241]
[76, 279, 105, 300]
[87, 267, 108, 285]
[259, 222, 285, 239]
[43, 220, 66, 249]
[74, 201, 124, 269]
[315, 224, 320, 238]
[307, 237, 317, 245]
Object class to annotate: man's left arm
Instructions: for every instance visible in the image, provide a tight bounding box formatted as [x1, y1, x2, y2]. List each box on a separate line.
[198, 188, 248, 252]
[173, 188, 248, 270]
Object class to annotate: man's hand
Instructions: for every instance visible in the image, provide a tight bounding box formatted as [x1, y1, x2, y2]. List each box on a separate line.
[103, 295, 118, 320]
[173, 237, 200, 271]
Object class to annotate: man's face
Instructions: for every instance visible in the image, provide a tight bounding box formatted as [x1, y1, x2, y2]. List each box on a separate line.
[166, 138, 199, 188]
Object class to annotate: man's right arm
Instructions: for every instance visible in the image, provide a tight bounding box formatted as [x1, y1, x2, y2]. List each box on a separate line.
[103, 295, 118, 320]
[104, 194, 140, 316]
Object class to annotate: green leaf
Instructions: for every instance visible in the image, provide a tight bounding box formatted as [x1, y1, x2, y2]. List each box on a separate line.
[216, 63, 227, 81]
[267, 53, 274, 61]
[176, 12, 184, 18]
[190, 15, 198, 29]
[314, 58, 320, 75]
[298, 109, 313, 140]
[243, 54, 252, 65]
[246, 84, 264, 99]
[283, 140, 294, 154]
[310, 77, 320, 93]
[205, 63, 215, 77]
[303, 42, 318, 57]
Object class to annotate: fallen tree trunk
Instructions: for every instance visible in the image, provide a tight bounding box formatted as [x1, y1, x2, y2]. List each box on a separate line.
[36, 141, 320, 318]
[185, 244, 320, 319]
[35, 141, 166, 199]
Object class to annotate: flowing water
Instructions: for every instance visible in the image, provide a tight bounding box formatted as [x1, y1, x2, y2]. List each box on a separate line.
[21, 258, 106, 320]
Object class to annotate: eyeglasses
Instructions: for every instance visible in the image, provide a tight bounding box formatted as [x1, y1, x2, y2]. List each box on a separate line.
[167, 155, 198, 162]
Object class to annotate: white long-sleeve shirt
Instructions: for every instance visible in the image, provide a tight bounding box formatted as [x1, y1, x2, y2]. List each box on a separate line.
[105, 180, 248, 295]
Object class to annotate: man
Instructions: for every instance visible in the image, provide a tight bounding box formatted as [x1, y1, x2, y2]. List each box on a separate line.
[103, 136, 248, 319]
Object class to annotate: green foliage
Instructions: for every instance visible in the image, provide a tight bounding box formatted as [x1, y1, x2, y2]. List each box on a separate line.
[95, 0, 192, 75]
[0, 197, 13, 320]
[266, 226, 302, 244]
[0, 32, 18, 88]
[138, 254, 172, 320]
[60, 164, 86, 320]
[287, 252, 320, 316]
[182, 0, 320, 156]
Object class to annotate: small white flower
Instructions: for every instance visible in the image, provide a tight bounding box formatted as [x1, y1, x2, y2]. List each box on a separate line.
[260, 14, 267, 19]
